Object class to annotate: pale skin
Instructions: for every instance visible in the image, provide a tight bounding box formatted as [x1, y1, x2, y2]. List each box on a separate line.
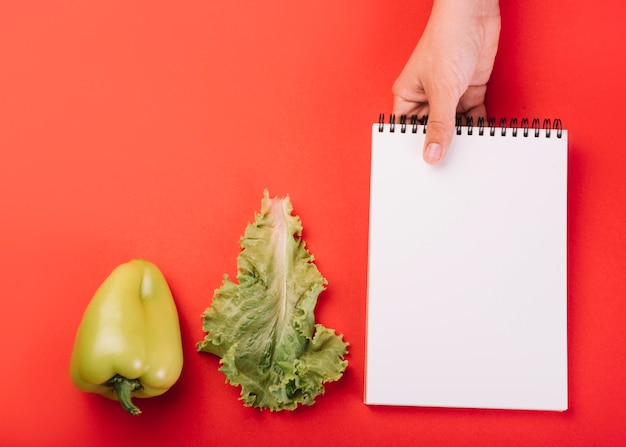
[392, 0, 501, 164]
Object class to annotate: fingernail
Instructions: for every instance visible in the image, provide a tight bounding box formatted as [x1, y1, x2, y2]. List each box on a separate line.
[425, 143, 442, 163]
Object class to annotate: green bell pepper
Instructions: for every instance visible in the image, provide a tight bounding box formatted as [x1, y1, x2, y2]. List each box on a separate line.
[70, 259, 183, 415]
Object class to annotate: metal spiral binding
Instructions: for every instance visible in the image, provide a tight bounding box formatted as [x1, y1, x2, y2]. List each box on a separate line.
[377, 114, 563, 138]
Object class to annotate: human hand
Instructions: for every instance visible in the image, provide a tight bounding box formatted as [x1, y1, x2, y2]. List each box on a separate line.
[392, 0, 501, 164]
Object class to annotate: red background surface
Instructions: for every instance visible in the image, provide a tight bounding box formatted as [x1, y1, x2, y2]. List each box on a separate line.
[1, 1, 625, 446]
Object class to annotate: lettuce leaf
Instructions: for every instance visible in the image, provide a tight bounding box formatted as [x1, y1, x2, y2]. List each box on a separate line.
[196, 191, 349, 411]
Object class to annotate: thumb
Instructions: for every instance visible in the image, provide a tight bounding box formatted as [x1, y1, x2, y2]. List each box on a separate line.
[423, 96, 457, 165]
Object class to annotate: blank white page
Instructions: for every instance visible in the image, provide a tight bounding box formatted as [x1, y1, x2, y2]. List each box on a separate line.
[365, 121, 568, 411]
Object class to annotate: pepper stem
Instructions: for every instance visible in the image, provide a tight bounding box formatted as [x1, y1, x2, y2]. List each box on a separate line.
[108, 375, 143, 415]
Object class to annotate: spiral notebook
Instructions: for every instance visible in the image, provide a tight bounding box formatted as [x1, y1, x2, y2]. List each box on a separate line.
[365, 115, 568, 411]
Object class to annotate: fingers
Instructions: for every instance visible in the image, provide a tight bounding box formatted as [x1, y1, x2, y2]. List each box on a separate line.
[392, 79, 427, 118]
[392, 80, 456, 164]
[422, 88, 458, 165]
[458, 85, 487, 118]
[419, 86, 488, 165]
[463, 103, 487, 125]
[423, 117, 455, 165]
[392, 75, 488, 165]
[392, 95, 421, 119]
[391, 97, 458, 165]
